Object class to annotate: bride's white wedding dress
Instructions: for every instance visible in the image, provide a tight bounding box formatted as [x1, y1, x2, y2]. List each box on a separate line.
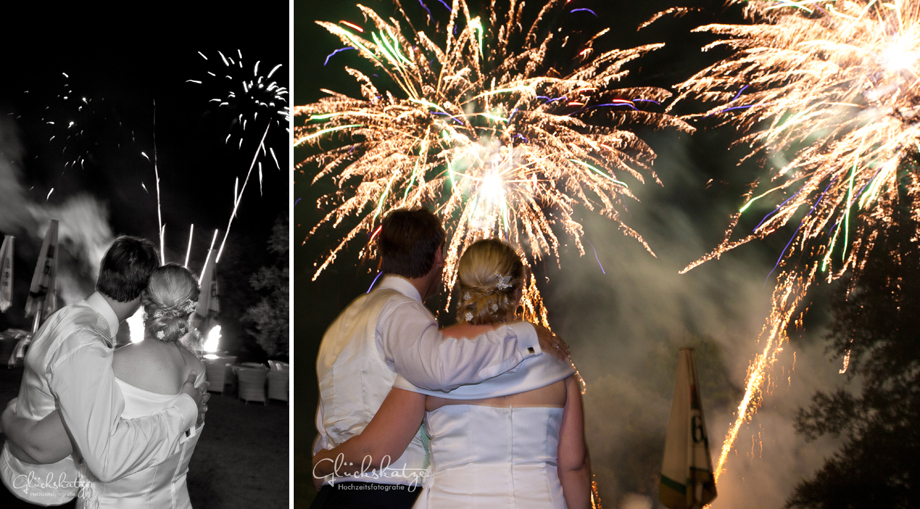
[82, 372, 205, 509]
[417, 404, 566, 508]
[395, 353, 576, 508]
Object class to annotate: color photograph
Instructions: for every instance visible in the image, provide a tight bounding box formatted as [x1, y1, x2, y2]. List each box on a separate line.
[295, 0, 920, 508]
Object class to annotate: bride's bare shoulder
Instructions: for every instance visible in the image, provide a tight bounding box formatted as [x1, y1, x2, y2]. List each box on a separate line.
[112, 343, 144, 379]
[178, 344, 205, 377]
[113, 343, 140, 362]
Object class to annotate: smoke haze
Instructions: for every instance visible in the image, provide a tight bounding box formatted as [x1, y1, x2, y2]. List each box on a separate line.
[0, 117, 113, 308]
[538, 130, 846, 508]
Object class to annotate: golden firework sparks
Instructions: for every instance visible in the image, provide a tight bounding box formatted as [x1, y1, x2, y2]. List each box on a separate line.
[297, 0, 691, 313]
[666, 0, 920, 482]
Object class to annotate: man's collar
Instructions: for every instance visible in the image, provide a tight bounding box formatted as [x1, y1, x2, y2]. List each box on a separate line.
[377, 275, 423, 303]
[85, 292, 120, 338]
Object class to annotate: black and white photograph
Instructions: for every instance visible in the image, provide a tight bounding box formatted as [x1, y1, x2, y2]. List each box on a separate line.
[0, 7, 290, 509]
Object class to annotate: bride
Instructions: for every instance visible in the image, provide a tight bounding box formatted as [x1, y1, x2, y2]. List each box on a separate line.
[5, 264, 206, 508]
[313, 239, 591, 508]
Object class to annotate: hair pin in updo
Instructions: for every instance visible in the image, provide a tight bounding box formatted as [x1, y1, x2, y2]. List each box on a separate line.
[495, 274, 512, 290]
[464, 311, 473, 322]
[179, 299, 198, 315]
[143, 308, 167, 322]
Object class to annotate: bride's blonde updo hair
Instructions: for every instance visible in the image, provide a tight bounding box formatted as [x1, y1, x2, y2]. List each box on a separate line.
[456, 239, 524, 325]
[142, 263, 200, 343]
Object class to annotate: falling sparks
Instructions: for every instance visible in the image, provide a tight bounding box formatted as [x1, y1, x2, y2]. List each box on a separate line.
[667, 0, 920, 482]
[185, 224, 195, 268]
[153, 100, 165, 265]
[297, 0, 691, 312]
[217, 124, 272, 263]
[839, 339, 854, 374]
[672, 0, 920, 272]
[839, 349, 852, 374]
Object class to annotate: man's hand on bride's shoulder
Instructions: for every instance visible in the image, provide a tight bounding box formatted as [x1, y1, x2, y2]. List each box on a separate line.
[180, 373, 210, 426]
[533, 324, 570, 361]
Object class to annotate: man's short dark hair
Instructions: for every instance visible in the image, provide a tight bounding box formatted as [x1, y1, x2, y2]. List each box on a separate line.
[96, 236, 160, 302]
[378, 208, 445, 278]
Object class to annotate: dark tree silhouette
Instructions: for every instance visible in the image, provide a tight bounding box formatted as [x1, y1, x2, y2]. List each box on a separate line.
[243, 216, 289, 358]
[787, 203, 920, 509]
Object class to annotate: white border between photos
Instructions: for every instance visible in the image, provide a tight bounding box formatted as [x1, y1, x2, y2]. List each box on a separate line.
[288, 0, 296, 505]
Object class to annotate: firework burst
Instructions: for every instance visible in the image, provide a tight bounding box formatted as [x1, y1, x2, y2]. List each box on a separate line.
[189, 50, 289, 170]
[189, 50, 290, 262]
[297, 0, 691, 309]
[666, 0, 920, 481]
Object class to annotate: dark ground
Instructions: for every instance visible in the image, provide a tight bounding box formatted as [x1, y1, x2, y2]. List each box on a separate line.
[0, 365, 289, 509]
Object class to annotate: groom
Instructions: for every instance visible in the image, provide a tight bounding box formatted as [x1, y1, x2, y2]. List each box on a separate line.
[0, 236, 208, 507]
[311, 208, 567, 508]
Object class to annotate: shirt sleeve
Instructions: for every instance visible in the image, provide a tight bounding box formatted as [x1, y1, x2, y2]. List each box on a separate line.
[48, 338, 198, 483]
[313, 400, 327, 454]
[377, 299, 542, 392]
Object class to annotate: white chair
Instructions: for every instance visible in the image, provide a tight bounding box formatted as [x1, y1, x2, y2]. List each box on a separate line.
[237, 366, 268, 405]
[204, 356, 237, 395]
[267, 362, 289, 402]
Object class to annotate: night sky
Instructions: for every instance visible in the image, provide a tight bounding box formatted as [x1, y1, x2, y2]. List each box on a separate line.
[294, 0, 847, 507]
[0, 6, 290, 359]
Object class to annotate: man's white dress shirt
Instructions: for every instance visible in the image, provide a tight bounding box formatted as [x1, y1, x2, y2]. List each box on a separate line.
[392, 352, 575, 399]
[314, 275, 541, 486]
[1, 292, 198, 504]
